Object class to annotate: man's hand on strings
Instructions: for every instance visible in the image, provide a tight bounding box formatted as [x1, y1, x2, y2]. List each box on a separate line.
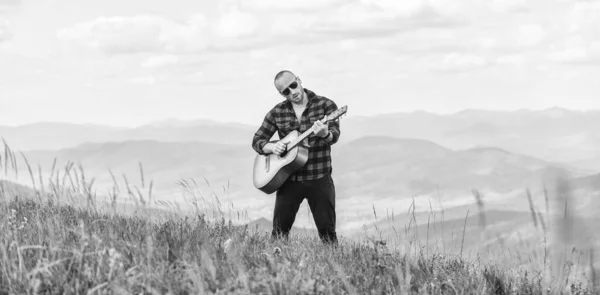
[272, 141, 287, 155]
[313, 121, 330, 138]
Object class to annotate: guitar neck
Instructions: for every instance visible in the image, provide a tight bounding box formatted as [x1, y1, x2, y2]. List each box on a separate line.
[287, 118, 324, 150]
[285, 105, 346, 150]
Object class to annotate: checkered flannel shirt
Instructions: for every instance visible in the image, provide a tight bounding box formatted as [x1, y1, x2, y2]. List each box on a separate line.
[252, 88, 341, 181]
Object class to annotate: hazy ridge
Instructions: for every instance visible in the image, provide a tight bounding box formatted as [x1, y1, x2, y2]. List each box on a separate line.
[2, 108, 599, 237]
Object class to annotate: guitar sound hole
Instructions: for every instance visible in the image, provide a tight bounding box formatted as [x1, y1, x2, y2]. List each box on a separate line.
[280, 150, 289, 158]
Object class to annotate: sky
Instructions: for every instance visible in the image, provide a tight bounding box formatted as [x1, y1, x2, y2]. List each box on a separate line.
[0, 0, 599, 127]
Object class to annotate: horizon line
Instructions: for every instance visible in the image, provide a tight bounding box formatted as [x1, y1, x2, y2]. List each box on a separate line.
[1, 106, 599, 128]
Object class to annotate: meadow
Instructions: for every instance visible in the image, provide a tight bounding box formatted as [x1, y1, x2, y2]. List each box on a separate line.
[0, 142, 598, 294]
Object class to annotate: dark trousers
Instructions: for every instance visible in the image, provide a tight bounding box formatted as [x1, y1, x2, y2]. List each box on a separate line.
[272, 174, 337, 244]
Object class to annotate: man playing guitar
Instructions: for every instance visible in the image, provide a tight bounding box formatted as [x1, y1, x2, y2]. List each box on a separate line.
[252, 70, 341, 244]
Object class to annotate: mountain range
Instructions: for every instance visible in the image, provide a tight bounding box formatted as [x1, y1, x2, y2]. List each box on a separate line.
[0, 119, 254, 151]
[338, 108, 600, 164]
[2, 107, 600, 166]
[12, 135, 585, 197]
[2, 107, 600, 233]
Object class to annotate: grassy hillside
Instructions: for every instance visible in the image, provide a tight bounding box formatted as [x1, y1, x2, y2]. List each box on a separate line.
[1, 197, 597, 294]
[1, 141, 599, 293]
[15, 135, 591, 235]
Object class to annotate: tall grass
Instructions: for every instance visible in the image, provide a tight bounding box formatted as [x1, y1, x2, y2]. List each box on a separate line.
[0, 141, 598, 294]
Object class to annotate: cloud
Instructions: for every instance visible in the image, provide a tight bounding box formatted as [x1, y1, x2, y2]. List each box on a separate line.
[469, 37, 498, 51]
[57, 15, 210, 54]
[431, 52, 490, 72]
[565, 0, 600, 34]
[489, 0, 529, 13]
[57, 0, 469, 55]
[0, 0, 20, 8]
[309, 0, 465, 38]
[56, 6, 260, 55]
[0, 19, 10, 43]
[213, 5, 259, 39]
[0, 0, 19, 42]
[240, 0, 343, 12]
[368, 0, 426, 16]
[548, 1, 600, 64]
[141, 54, 179, 68]
[496, 54, 527, 65]
[130, 76, 156, 85]
[516, 24, 546, 48]
[548, 36, 600, 64]
[0, 0, 20, 4]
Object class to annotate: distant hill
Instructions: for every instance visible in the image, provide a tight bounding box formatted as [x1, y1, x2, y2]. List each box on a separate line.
[335, 136, 451, 172]
[18, 140, 255, 198]
[0, 180, 36, 200]
[569, 156, 600, 172]
[355, 206, 600, 256]
[335, 136, 580, 197]
[3, 107, 600, 170]
[0, 122, 125, 151]
[572, 173, 600, 191]
[338, 108, 600, 165]
[0, 121, 256, 151]
[0, 179, 185, 222]
[16, 136, 581, 201]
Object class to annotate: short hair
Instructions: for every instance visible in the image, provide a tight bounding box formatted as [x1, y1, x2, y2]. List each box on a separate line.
[274, 70, 295, 82]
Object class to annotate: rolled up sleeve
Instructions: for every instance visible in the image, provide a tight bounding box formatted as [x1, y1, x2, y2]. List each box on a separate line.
[252, 110, 277, 155]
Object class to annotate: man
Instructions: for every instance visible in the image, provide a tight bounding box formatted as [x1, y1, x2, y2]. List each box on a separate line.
[252, 70, 341, 244]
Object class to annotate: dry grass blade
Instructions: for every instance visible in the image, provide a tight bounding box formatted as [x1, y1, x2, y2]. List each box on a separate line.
[460, 209, 469, 258]
[372, 204, 377, 221]
[65, 162, 76, 191]
[73, 165, 81, 192]
[0, 181, 5, 200]
[122, 174, 139, 207]
[20, 151, 37, 194]
[537, 211, 547, 234]
[38, 164, 46, 200]
[591, 248, 597, 292]
[63, 161, 74, 189]
[139, 162, 145, 189]
[148, 180, 154, 205]
[526, 188, 538, 229]
[78, 163, 87, 192]
[543, 186, 549, 215]
[26, 258, 71, 278]
[472, 189, 486, 229]
[135, 186, 146, 206]
[86, 282, 109, 295]
[50, 157, 57, 180]
[3, 138, 10, 175]
[329, 258, 358, 295]
[11, 149, 18, 177]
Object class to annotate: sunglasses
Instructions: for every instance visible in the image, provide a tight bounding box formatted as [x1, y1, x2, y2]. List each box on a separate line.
[280, 81, 298, 96]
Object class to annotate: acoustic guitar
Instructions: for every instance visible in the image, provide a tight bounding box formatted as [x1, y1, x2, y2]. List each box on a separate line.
[252, 105, 348, 194]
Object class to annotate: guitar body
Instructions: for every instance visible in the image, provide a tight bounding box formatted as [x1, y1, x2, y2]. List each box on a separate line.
[253, 130, 309, 194]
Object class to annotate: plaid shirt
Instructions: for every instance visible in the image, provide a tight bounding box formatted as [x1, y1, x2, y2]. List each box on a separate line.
[252, 88, 341, 181]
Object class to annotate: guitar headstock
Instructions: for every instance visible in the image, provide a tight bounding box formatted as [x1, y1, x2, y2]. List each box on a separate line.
[325, 105, 348, 122]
